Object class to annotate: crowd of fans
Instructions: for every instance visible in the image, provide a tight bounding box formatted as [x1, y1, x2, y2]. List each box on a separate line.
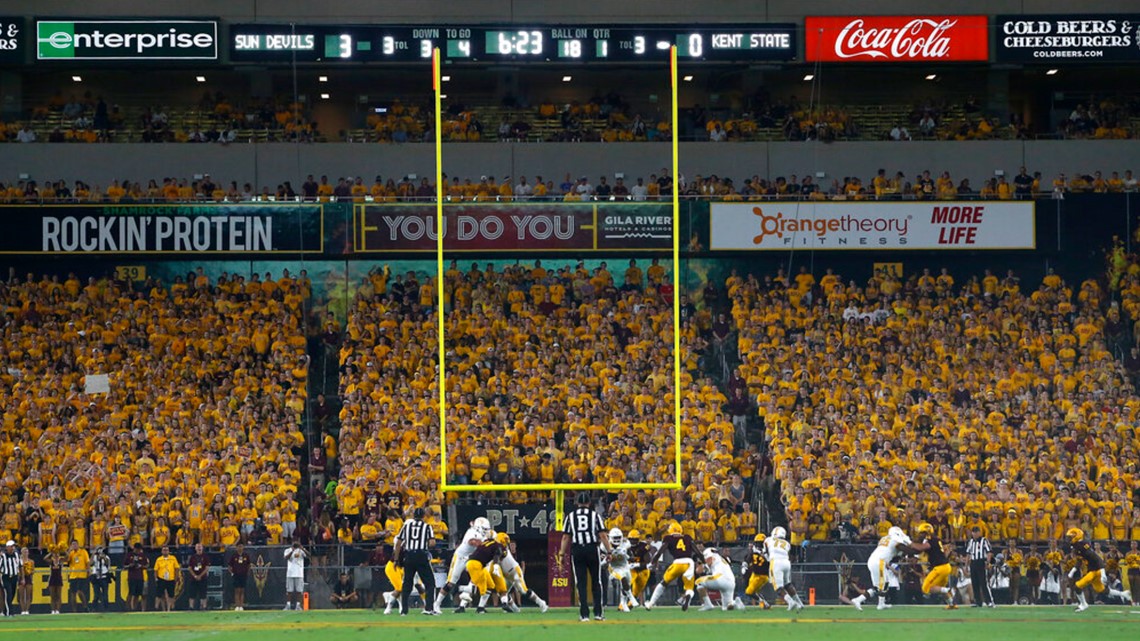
[328, 259, 763, 547]
[0, 268, 311, 553]
[1, 90, 320, 144]
[2, 165, 1138, 205]
[722, 262, 1139, 545]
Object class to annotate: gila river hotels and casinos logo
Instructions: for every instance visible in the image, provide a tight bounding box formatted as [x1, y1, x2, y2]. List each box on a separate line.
[37, 20, 218, 60]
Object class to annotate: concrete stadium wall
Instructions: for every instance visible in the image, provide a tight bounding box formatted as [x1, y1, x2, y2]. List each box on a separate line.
[14, 0, 1140, 22]
[4, 141, 1139, 190]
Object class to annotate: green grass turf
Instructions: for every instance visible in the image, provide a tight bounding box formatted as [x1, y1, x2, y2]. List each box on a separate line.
[0, 606, 1136, 641]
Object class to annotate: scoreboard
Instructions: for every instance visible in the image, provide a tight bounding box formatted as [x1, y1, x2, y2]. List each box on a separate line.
[229, 24, 796, 63]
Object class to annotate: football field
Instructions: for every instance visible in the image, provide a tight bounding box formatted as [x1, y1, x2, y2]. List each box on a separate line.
[0, 606, 1136, 641]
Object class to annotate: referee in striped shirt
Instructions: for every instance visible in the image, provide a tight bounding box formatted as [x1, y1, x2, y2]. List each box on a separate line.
[560, 492, 612, 621]
[394, 507, 437, 616]
[0, 541, 20, 617]
[965, 527, 995, 607]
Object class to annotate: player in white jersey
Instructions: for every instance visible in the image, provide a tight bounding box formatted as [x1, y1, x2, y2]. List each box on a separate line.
[851, 526, 912, 611]
[695, 548, 744, 611]
[765, 526, 804, 611]
[434, 517, 492, 611]
[604, 528, 638, 611]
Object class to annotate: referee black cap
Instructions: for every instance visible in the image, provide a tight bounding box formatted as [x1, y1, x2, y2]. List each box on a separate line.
[413, 507, 426, 519]
[576, 491, 591, 505]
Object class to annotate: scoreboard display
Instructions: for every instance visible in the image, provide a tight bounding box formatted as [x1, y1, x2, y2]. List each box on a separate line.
[229, 24, 796, 63]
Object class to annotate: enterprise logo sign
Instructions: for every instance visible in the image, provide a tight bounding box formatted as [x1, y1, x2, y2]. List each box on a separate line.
[37, 20, 218, 60]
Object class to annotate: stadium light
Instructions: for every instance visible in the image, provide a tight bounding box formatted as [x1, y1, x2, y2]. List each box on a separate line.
[562, 75, 572, 82]
[195, 76, 206, 83]
[71, 75, 82, 82]
[440, 94, 447, 99]
[925, 74, 937, 80]
[803, 74, 814, 81]
[441, 75, 451, 82]
[320, 93, 330, 100]
[683, 75, 694, 82]
[318, 76, 329, 82]
[1046, 68, 1059, 75]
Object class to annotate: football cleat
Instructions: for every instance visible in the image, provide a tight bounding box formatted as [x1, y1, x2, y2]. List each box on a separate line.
[681, 593, 692, 612]
[698, 603, 715, 612]
[618, 602, 629, 612]
[1075, 603, 1088, 612]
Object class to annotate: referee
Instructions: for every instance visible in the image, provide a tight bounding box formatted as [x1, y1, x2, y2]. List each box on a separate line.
[560, 492, 612, 622]
[965, 526, 995, 607]
[0, 541, 20, 617]
[394, 507, 437, 616]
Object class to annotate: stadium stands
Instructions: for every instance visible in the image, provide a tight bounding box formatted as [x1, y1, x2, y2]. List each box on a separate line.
[1, 168, 1137, 205]
[728, 265, 1140, 544]
[0, 270, 310, 551]
[330, 261, 761, 545]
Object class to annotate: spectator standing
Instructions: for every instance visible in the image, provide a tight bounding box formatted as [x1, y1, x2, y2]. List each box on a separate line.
[153, 546, 180, 612]
[187, 543, 210, 611]
[66, 540, 90, 613]
[228, 543, 251, 611]
[125, 543, 149, 611]
[90, 548, 113, 611]
[284, 542, 309, 611]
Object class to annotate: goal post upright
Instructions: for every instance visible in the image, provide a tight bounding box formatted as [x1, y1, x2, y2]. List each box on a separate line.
[438, 49, 682, 495]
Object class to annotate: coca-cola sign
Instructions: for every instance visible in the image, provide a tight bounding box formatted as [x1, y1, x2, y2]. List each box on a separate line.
[805, 16, 989, 62]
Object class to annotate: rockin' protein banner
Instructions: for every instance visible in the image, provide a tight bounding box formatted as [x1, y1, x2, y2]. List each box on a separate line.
[0, 204, 324, 254]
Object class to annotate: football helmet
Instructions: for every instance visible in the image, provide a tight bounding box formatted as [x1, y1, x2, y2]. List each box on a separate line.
[888, 526, 905, 538]
[627, 529, 641, 541]
[770, 526, 787, 540]
[609, 528, 624, 547]
[1066, 527, 1084, 543]
[753, 533, 767, 543]
[494, 531, 511, 547]
[916, 523, 935, 536]
[666, 521, 683, 536]
[473, 516, 492, 538]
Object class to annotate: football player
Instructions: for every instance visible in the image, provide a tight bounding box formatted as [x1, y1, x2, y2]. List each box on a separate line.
[851, 526, 911, 611]
[492, 531, 549, 612]
[627, 529, 652, 605]
[435, 516, 492, 612]
[908, 522, 956, 609]
[765, 526, 804, 611]
[742, 533, 771, 608]
[605, 528, 638, 611]
[644, 521, 698, 611]
[457, 532, 504, 614]
[1065, 528, 1131, 612]
[381, 548, 426, 614]
[695, 548, 743, 611]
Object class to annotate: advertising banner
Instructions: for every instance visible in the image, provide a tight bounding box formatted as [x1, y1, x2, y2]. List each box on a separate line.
[455, 503, 559, 539]
[0, 204, 323, 254]
[0, 17, 24, 63]
[36, 19, 218, 60]
[548, 531, 574, 608]
[996, 15, 1140, 62]
[356, 204, 672, 252]
[710, 201, 1035, 250]
[804, 16, 989, 62]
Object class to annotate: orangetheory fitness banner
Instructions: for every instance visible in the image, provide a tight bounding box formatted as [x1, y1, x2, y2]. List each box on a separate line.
[709, 201, 1035, 250]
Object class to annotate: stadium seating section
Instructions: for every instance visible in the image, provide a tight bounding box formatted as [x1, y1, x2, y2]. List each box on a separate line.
[728, 264, 1140, 544]
[0, 270, 311, 550]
